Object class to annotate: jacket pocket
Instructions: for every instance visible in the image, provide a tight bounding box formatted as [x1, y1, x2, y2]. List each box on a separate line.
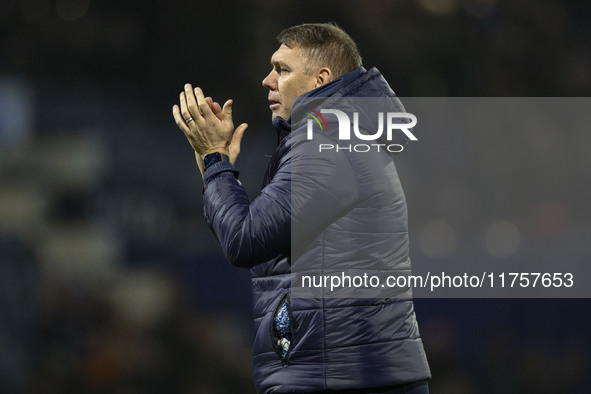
[272, 294, 293, 362]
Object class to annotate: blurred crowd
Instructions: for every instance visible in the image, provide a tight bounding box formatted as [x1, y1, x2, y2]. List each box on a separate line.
[1, 0, 590, 393]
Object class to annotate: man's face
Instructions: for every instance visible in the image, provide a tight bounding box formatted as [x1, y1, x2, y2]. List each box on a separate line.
[262, 44, 318, 120]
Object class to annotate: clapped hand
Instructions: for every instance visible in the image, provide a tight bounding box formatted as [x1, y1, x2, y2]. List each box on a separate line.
[172, 84, 247, 170]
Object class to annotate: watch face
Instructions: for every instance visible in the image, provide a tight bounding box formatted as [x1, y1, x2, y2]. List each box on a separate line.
[204, 152, 222, 169]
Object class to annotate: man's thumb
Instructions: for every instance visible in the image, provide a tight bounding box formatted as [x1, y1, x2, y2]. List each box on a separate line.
[229, 123, 248, 165]
[233, 123, 248, 145]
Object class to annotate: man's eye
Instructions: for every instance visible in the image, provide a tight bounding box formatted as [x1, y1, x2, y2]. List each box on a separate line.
[280, 68, 288, 73]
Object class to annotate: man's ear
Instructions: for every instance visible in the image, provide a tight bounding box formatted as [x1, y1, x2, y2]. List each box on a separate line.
[315, 67, 333, 88]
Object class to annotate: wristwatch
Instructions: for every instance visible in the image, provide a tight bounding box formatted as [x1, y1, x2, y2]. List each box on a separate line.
[203, 152, 230, 171]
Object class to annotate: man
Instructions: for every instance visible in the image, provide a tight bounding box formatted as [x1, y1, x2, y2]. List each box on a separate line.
[173, 23, 430, 394]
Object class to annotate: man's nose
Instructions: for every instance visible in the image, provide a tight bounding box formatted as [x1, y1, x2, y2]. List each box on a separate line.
[262, 71, 276, 90]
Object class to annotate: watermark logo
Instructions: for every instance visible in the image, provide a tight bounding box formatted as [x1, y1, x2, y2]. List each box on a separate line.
[305, 109, 417, 153]
[305, 110, 329, 132]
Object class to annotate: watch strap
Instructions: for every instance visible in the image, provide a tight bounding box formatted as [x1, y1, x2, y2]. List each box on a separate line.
[203, 152, 230, 171]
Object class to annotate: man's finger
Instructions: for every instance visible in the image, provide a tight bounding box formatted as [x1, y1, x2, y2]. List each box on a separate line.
[222, 99, 234, 120]
[206, 96, 224, 121]
[184, 83, 204, 121]
[212, 102, 223, 119]
[172, 104, 190, 134]
[179, 91, 200, 127]
[194, 87, 214, 119]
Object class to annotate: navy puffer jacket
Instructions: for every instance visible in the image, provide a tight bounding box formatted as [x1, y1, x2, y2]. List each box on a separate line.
[203, 67, 431, 393]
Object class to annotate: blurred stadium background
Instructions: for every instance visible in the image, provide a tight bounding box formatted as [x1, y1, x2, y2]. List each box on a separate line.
[1, 0, 590, 393]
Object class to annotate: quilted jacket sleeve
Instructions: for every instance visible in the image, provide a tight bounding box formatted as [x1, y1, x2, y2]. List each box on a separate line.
[202, 159, 291, 268]
[202, 131, 358, 268]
